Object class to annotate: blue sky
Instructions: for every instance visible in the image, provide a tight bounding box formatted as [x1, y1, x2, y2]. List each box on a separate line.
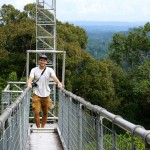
[0, 0, 150, 22]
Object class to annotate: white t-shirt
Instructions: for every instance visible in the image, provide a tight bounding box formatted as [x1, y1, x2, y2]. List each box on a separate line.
[29, 66, 55, 97]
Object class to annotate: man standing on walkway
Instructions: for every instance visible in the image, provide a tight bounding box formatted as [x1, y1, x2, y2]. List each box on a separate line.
[28, 55, 62, 128]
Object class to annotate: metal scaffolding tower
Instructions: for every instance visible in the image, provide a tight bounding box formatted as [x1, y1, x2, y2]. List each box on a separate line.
[36, 0, 56, 68]
[36, 0, 56, 50]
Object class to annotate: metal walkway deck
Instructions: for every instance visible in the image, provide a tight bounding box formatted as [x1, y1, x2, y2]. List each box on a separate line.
[26, 124, 63, 150]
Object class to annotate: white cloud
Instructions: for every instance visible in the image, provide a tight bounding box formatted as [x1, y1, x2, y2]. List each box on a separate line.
[0, 0, 34, 10]
[57, 0, 150, 22]
[15, 0, 35, 10]
[0, 0, 150, 22]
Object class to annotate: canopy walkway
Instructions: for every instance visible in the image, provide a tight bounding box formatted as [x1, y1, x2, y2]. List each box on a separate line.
[0, 0, 150, 149]
[0, 82, 150, 150]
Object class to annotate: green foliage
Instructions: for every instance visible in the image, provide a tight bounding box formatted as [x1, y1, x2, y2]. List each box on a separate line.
[109, 22, 150, 70]
[109, 23, 150, 128]
[132, 59, 150, 102]
[1, 19, 36, 53]
[56, 21, 89, 91]
[24, 3, 36, 20]
[57, 21, 87, 49]
[0, 49, 9, 77]
[8, 72, 17, 81]
[120, 132, 145, 150]
[0, 4, 20, 25]
[0, 29, 7, 48]
[84, 132, 144, 150]
[0, 4, 36, 104]
[86, 31, 114, 60]
[72, 59, 122, 112]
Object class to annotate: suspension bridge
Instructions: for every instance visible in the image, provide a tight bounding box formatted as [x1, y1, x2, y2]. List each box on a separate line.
[0, 0, 150, 150]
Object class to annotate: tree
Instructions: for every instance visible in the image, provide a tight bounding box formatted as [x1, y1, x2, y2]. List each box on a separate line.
[133, 59, 150, 102]
[109, 23, 150, 71]
[0, 4, 20, 25]
[56, 21, 88, 90]
[8, 71, 17, 81]
[72, 59, 122, 112]
[0, 49, 9, 76]
[24, 3, 36, 20]
[109, 23, 150, 128]
[57, 21, 87, 50]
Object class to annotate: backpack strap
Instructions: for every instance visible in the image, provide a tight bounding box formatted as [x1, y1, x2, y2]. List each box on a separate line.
[34, 67, 46, 83]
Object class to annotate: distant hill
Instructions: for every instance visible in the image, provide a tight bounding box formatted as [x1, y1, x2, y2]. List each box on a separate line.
[70, 21, 147, 32]
[69, 21, 147, 59]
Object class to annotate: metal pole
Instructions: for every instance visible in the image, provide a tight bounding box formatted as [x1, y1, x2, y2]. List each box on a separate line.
[36, 0, 38, 50]
[67, 97, 72, 149]
[62, 52, 66, 87]
[54, 0, 56, 50]
[26, 52, 29, 83]
[100, 116, 104, 150]
[78, 104, 83, 150]
[19, 104, 23, 150]
[112, 123, 116, 150]
[53, 0, 57, 114]
[96, 115, 101, 150]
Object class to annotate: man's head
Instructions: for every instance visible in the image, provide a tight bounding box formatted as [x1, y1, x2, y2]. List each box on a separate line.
[38, 55, 47, 68]
[38, 55, 47, 60]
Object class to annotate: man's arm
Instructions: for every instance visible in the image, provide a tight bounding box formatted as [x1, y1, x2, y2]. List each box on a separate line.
[51, 74, 62, 88]
[27, 76, 34, 88]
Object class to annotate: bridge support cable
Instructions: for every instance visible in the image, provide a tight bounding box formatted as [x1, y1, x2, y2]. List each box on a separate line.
[58, 88, 150, 150]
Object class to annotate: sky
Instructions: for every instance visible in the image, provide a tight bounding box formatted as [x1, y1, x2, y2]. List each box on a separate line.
[0, 0, 150, 23]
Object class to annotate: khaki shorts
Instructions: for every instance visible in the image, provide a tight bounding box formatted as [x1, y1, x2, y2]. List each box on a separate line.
[32, 94, 52, 114]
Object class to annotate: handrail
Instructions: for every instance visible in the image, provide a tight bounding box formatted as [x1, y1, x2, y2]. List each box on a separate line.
[61, 88, 150, 146]
[0, 87, 30, 129]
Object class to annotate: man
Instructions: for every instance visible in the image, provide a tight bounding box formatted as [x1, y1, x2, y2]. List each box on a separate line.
[28, 55, 62, 128]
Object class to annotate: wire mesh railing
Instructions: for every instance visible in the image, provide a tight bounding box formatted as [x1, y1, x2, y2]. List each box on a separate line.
[58, 88, 150, 150]
[1, 85, 150, 150]
[0, 87, 31, 150]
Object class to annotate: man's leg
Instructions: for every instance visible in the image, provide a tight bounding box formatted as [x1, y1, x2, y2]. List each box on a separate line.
[32, 94, 41, 128]
[41, 96, 52, 128]
[34, 112, 40, 128]
[41, 112, 48, 128]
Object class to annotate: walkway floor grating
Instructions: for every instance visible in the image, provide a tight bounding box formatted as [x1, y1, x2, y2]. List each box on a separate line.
[26, 124, 63, 150]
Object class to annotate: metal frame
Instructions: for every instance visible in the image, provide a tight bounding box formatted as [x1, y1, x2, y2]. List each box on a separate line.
[26, 50, 66, 86]
[26, 49, 66, 117]
[1, 82, 26, 112]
